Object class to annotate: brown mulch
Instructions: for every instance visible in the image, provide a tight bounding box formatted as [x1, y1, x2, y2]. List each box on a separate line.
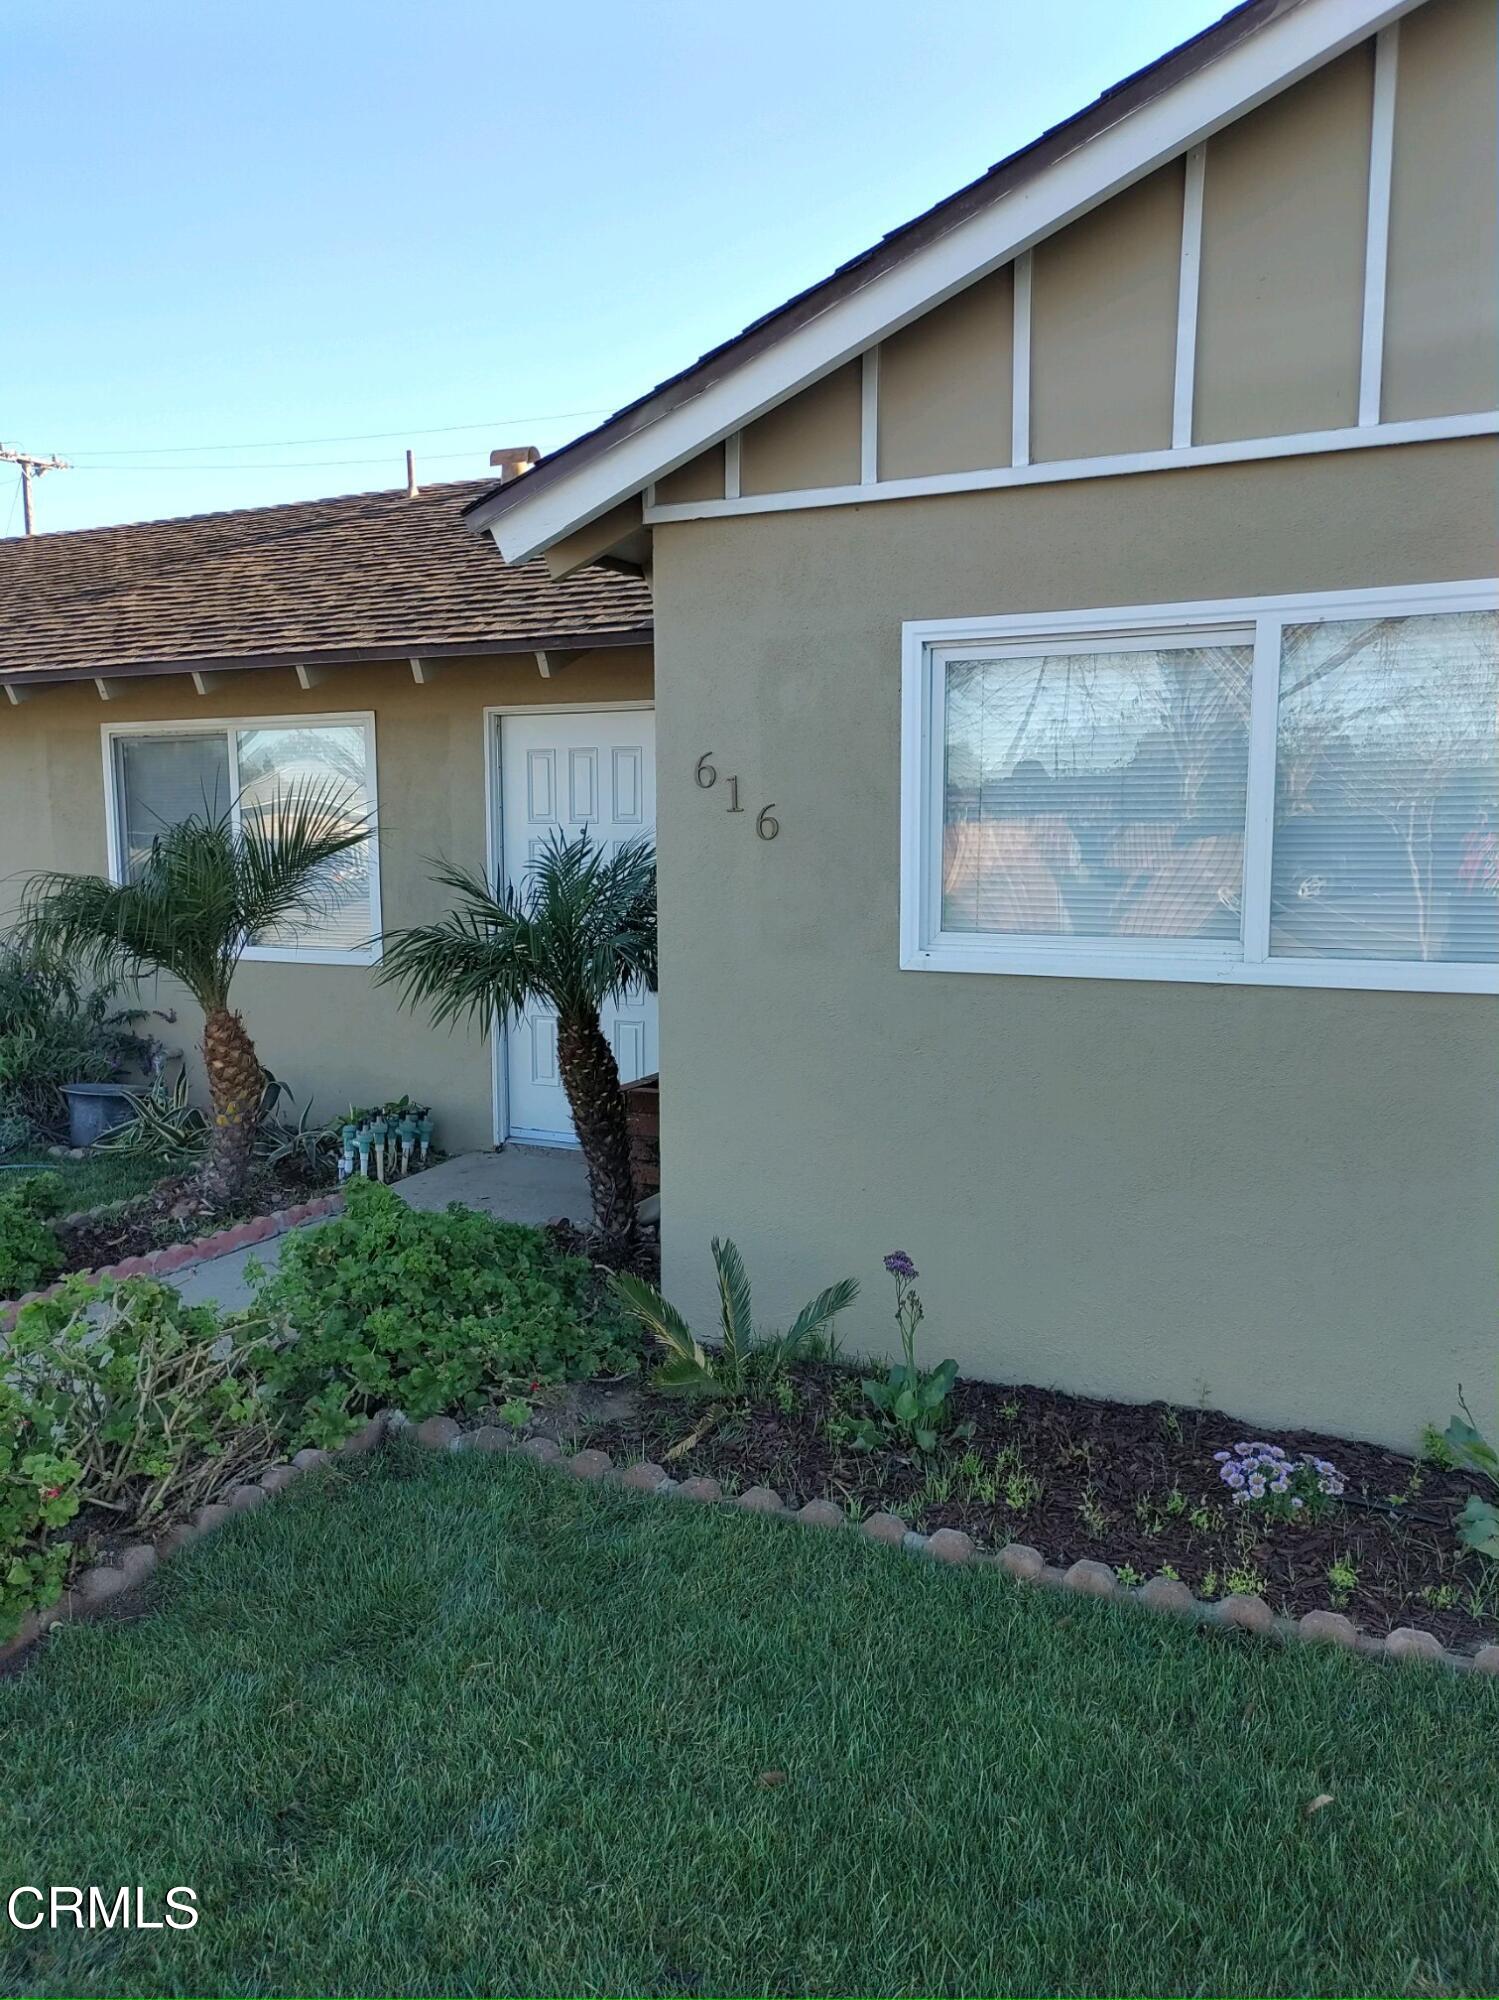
[54, 1158, 333, 1275]
[576, 1362, 1498, 1651]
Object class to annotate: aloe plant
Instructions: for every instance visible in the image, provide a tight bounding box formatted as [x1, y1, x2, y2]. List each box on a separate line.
[611, 1238, 857, 1398]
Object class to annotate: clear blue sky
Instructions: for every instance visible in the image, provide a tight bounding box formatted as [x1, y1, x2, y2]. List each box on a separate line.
[4, 0, 1224, 536]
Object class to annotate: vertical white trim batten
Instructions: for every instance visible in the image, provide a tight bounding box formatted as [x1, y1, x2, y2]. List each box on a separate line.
[723, 431, 742, 501]
[860, 345, 880, 484]
[1359, 24, 1399, 430]
[1172, 144, 1207, 450]
[1010, 252, 1032, 468]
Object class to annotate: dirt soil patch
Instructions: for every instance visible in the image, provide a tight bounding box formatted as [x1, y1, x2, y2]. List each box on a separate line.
[54, 1157, 335, 1275]
[576, 1363, 1497, 1651]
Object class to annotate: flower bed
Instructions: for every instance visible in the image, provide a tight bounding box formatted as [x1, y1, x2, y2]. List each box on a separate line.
[573, 1365, 1498, 1653]
[51, 1158, 341, 1280]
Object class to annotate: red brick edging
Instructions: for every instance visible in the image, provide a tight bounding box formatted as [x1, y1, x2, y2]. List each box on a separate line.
[0, 1191, 345, 1329]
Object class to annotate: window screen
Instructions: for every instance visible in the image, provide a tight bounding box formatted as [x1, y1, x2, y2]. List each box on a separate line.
[1270, 611, 1498, 963]
[115, 733, 232, 880]
[941, 639, 1252, 942]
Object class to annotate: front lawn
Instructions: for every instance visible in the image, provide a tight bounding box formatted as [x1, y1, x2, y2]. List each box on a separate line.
[3, 1446, 1497, 1999]
[0, 1150, 166, 1216]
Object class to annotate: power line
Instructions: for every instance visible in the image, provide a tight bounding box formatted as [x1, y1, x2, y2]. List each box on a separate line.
[57, 405, 614, 458]
[67, 447, 505, 475]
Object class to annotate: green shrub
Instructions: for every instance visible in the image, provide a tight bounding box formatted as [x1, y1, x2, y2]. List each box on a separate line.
[0, 934, 150, 1144]
[0, 1378, 81, 1641]
[0, 1171, 65, 1298]
[254, 1179, 626, 1445]
[5, 1276, 282, 1532]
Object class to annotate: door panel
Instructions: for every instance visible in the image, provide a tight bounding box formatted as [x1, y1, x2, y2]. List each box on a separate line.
[498, 709, 657, 1144]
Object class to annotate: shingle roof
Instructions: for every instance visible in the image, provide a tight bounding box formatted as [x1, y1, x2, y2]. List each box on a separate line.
[0, 478, 653, 687]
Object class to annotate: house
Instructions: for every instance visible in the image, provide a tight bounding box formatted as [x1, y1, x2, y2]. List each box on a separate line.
[0, 479, 655, 1151]
[464, 0, 1497, 1449]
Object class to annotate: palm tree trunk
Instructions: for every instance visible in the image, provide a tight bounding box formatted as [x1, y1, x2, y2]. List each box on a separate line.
[556, 1013, 639, 1262]
[198, 1005, 264, 1207]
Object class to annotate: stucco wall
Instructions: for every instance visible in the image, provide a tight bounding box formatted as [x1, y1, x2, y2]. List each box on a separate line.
[1382, 0, 1499, 420]
[0, 647, 653, 1153]
[650, 438, 1496, 1450]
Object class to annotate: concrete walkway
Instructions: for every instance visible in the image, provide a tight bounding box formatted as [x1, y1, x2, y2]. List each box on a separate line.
[172, 1146, 591, 1313]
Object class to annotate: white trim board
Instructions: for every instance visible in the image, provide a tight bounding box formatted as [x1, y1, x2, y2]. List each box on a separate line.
[100, 709, 382, 968]
[481, 0, 1425, 562]
[1171, 144, 1206, 449]
[1358, 23, 1400, 429]
[900, 577, 1499, 997]
[482, 700, 655, 1148]
[644, 410, 1498, 524]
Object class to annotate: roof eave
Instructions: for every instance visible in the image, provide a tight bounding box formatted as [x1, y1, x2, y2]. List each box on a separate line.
[470, 0, 1417, 566]
[0, 625, 655, 692]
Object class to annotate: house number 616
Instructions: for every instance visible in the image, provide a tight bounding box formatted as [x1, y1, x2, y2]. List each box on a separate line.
[695, 753, 779, 839]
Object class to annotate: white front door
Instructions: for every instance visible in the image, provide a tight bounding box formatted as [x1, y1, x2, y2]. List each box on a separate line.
[497, 707, 657, 1144]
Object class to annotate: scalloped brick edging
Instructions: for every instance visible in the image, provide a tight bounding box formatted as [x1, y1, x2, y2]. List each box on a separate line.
[0, 1408, 387, 1668]
[0, 1191, 345, 1329]
[416, 1430, 1499, 1679]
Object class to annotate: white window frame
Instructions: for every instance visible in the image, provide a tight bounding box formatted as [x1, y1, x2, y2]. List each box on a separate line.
[101, 710, 382, 968]
[900, 579, 1499, 995]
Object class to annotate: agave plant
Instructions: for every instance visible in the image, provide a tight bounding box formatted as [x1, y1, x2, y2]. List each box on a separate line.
[376, 831, 655, 1261]
[611, 1237, 858, 1397]
[21, 779, 369, 1205]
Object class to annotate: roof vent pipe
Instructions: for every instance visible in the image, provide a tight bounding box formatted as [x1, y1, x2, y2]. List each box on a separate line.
[405, 450, 419, 499]
[490, 445, 540, 484]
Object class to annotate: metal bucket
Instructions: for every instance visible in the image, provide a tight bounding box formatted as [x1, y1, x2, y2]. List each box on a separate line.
[60, 1082, 138, 1149]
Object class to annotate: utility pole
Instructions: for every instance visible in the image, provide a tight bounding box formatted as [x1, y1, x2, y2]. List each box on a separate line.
[0, 446, 71, 535]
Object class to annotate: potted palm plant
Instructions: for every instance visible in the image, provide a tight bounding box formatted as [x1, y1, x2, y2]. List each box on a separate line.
[20, 779, 369, 1206]
[377, 831, 655, 1263]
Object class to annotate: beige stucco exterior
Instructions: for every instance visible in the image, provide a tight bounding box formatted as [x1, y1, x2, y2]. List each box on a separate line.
[878, 266, 1014, 479]
[0, 647, 653, 1154]
[1194, 44, 1373, 443]
[1031, 162, 1182, 462]
[656, 442, 726, 506]
[740, 361, 862, 494]
[649, 438, 1496, 1451]
[1382, 0, 1499, 420]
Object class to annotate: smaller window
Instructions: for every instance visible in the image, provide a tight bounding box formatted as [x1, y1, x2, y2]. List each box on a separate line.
[106, 714, 380, 966]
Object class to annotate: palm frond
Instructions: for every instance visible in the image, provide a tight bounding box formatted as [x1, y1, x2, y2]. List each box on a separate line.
[235, 774, 373, 941]
[377, 830, 657, 1033]
[20, 783, 371, 1014]
[610, 1270, 721, 1394]
[710, 1237, 754, 1377]
[782, 1277, 861, 1356]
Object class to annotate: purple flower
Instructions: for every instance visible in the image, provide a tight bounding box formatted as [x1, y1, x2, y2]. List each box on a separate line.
[883, 1251, 918, 1280]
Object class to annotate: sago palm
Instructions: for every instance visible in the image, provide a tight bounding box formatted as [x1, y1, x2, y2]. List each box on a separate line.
[21, 779, 369, 1204]
[377, 832, 655, 1260]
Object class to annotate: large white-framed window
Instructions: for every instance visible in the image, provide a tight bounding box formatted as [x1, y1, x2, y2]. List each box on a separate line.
[101, 711, 381, 967]
[901, 581, 1499, 994]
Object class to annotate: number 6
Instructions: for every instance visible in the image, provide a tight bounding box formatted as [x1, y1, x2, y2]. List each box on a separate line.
[756, 805, 779, 840]
[694, 753, 717, 789]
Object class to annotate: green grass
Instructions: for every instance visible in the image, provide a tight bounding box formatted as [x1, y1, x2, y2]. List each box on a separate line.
[3, 1446, 1497, 1999]
[0, 1149, 168, 1212]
